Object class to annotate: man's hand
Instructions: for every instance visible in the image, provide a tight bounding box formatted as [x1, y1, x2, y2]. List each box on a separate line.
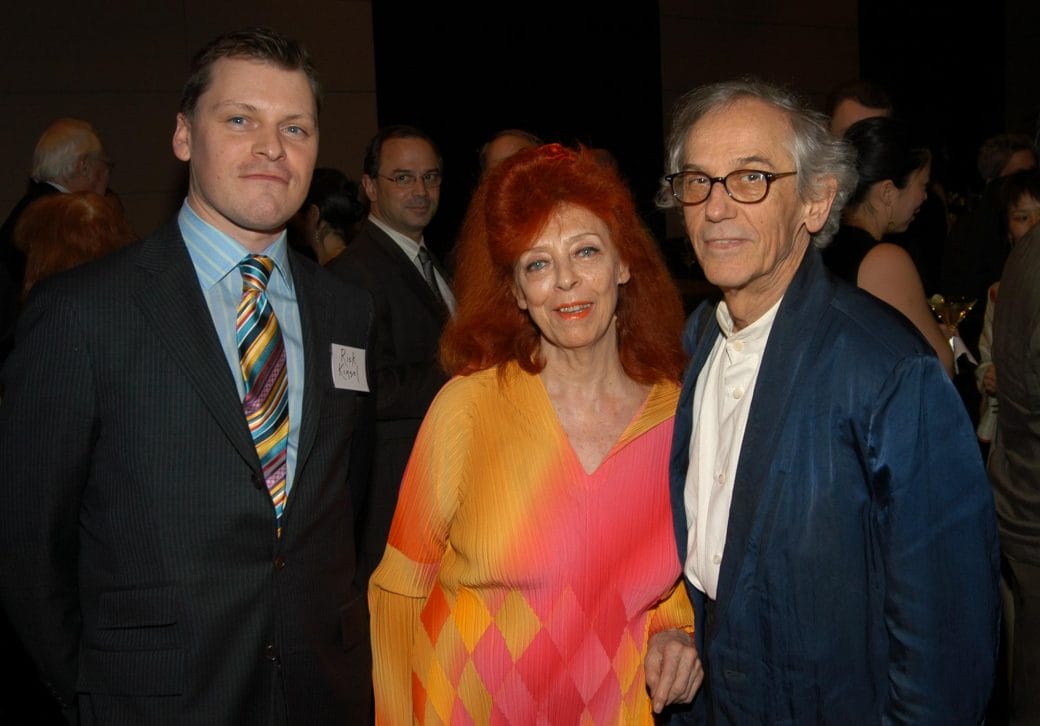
[983, 365, 997, 394]
[645, 627, 703, 713]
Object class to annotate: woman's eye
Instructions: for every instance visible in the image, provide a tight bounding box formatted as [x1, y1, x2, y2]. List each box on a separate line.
[577, 246, 599, 258]
[526, 259, 547, 272]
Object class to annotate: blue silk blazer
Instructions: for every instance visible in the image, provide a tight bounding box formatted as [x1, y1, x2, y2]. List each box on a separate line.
[669, 247, 1000, 724]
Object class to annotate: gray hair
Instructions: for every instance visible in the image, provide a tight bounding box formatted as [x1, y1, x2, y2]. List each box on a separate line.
[657, 78, 857, 248]
[31, 118, 101, 183]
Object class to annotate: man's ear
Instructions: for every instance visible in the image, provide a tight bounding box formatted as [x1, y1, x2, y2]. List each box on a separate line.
[172, 113, 192, 162]
[805, 175, 838, 234]
[361, 175, 378, 204]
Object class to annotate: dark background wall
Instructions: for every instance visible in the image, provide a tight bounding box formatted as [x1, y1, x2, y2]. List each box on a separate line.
[2, 1, 1037, 249]
[370, 2, 666, 257]
[860, 1, 1011, 194]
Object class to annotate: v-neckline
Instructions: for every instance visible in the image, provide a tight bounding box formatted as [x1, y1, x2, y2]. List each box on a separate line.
[531, 372, 655, 477]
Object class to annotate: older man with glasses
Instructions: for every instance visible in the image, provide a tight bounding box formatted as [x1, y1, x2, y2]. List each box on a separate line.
[647, 78, 1001, 724]
[327, 124, 455, 587]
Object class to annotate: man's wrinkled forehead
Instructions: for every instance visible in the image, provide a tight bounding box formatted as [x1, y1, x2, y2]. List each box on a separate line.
[684, 99, 795, 172]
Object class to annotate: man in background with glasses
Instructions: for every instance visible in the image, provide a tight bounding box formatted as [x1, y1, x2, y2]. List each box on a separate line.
[328, 124, 454, 587]
[650, 78, 1000, 723]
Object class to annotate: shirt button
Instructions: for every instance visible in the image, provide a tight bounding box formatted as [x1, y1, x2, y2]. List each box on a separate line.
[273, 555, 286, 570]
[712, 554, 722, 565]
[733, 387, 744, 400]
[717, 473, 725, 485]
[732, 340, 745, 352]
[264, 644, 279, 662]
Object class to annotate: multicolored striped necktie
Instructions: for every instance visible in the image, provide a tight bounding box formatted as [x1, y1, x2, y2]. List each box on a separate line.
[236, 255, 289, 535]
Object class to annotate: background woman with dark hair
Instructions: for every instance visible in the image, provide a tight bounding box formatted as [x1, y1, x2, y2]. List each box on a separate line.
[370, 144, 699, 723]
[291, 167, 364, 265]
[823, 116, 954, 375]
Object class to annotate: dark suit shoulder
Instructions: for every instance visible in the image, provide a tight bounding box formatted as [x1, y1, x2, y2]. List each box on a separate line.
[326, 222, 408, 288]
[290, 246, 373, 310]
[26, 220, 180, 301]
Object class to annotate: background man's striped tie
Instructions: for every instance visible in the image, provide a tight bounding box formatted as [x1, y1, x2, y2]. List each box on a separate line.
[236, 255, 288, 535]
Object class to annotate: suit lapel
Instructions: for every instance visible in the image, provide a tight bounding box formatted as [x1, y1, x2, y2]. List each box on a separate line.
[131, 222, 258, 468]
[713, 248, 833, 610]
[363, 221, 450, 320]
[288, 253, 327, 500]
[670, 302, 722, 562]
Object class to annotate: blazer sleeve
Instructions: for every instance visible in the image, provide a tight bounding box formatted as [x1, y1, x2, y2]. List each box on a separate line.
[368, 381, 465, 725]
[869, 354, 1000, 722]
[0, 284, 96, 715]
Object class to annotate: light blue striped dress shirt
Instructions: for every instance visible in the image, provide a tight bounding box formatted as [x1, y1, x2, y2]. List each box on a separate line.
[178, 201, 304, 494]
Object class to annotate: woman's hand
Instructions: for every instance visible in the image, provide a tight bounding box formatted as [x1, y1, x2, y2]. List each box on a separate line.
[645, 627, 703, 713]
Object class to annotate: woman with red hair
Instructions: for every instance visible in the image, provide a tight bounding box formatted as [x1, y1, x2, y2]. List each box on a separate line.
[17, 191, 136, 299]
[370, 144, 700, 724]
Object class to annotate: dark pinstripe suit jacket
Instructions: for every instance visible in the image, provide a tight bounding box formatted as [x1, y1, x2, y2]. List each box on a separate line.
[0, 220, 376, 725]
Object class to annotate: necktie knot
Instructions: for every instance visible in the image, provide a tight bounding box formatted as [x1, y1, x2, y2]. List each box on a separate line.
[240, 255, 274, 294]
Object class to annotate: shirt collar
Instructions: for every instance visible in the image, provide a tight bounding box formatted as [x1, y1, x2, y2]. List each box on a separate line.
[178, 200, 291, 290]
[716, 295, 782, 343]
[368, 213, 425, 259]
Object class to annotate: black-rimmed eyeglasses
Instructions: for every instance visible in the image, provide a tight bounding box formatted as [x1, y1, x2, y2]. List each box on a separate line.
[380, 171, 443, 188]
[665, 169, 797, 205]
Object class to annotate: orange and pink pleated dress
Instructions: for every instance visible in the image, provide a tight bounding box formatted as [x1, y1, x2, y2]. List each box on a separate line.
[370, 361, 692, 725]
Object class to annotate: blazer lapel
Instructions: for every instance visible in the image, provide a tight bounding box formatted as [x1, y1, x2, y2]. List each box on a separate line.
[713, 248, 832, 610]
[131, 223, 258, 469]
[288, 253, 327, 499]
[670, 302, 722, 563]
[364, 221, 450, 320]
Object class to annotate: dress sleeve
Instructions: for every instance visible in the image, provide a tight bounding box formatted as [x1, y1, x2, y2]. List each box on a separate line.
[646, 579, 694, 636]
[369, 379, 467, 725]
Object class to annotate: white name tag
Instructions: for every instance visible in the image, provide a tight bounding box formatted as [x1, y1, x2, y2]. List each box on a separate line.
[331, 344, 369, 392]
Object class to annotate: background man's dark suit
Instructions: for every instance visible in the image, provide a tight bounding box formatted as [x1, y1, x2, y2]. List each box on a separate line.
[0, 178, 60, 281]
[327, 218, 448, 584]
[0, 221, 375, 724]
[0, 179, 61, 362]
[989, 225, 1040, 722]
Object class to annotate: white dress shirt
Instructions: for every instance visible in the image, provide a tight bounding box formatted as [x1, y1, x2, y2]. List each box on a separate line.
[683, 297, 782, 599]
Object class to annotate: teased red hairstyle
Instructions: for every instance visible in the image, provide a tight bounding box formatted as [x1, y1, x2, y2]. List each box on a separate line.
[17, 191, 137, 299]
[441, 143, 685, 384]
